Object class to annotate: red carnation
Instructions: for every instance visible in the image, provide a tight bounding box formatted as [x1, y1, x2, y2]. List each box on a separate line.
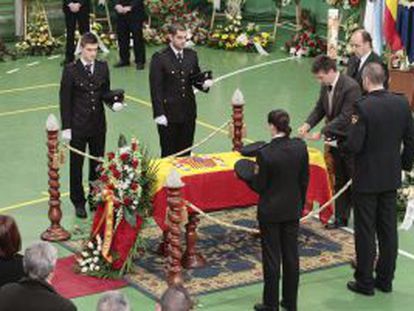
[123, 197, 132, 206]
[349, 0, 359, 7]
[132, 159, 139, 169]
[100, 175, 109, 183]
[107, 152, 115, 161]
[130, 182, 138, 191]
[120, 153, 129, 162]
[109, 163, 117, 171]
[113, 170, 121, 179]
[131, 142, 138, 151]
[107, 183, 115, 191]
[114, 200, 120, 208]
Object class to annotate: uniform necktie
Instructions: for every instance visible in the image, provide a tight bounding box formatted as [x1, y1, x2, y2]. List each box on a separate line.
[177, 52, 183, 63]
[85, 63, 92, 76]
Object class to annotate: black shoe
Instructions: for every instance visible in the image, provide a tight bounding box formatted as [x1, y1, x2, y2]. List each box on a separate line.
[254, 303, 277, 311]
[347, 281, 374, 296]
[135, 63, 145, 70]
[75, 206, 87, 219]
[375, 281, 392, 293]
[280, 301, 296, 311]
[114, 61, 130, 68]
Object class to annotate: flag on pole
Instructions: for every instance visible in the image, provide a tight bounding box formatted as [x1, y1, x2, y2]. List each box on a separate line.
[384, 0, 403, 50]
[364, 0, 384, 55]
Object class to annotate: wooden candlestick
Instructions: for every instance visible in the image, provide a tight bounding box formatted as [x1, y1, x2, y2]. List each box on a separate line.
[165, 170, 185, 286]
[231, 89, 245, 152]
[182, 214, 206, 269]
[41, 114, 70, 242]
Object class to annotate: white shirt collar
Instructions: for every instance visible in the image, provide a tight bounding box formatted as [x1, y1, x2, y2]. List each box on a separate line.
[80, 58, 94, 73]
[359, 51, 372, 69]
[169, 43, 183, 58]
[272, 133, 286, 140]
[329, 72, 340, 92]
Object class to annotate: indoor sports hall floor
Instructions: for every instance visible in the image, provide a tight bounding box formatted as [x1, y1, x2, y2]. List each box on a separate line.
[0, 28, 413, 310]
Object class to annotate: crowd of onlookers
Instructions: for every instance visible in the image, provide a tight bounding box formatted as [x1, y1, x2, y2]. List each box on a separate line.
[0, 215, 193, 311]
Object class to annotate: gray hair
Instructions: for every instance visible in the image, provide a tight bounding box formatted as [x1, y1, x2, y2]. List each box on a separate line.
[361, 62, 385, 86]
[23, 241, 58, 280]
[97, 291, 130, 311]
[160, 285, 193, 311]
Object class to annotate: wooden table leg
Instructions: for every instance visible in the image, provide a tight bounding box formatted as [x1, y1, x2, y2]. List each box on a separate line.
[182, 214, 206, 269]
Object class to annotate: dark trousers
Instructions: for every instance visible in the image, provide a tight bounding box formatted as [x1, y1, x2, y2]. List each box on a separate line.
[69, 133, 106, 208]
[330, 148, 353, 225]
[259, 220, 299, 311]
[64, 10, 90, 62]
[157, 120, 196, 158]
[353, 190, 398, 291]
[116, 14, 145, 65]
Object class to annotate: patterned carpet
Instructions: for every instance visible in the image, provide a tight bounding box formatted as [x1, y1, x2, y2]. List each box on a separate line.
[61, 207, 355, 299]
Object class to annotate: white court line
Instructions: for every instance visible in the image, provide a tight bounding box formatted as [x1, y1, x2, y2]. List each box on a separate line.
[341, 226, 414, 260]
[194, 55, 297, 94]
[6, 68, 20, 74]
[27, 61, 40, 67]
[47, 55, 61, 60]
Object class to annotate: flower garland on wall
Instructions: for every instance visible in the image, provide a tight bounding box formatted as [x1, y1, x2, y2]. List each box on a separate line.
[75, 137, 158, 278]
[398, 170, 414, 220]
[15, 6, 62, 56]
[144, 0, 209, 45]
[208, 14, 273, 52]
[285, 10, 327, 57]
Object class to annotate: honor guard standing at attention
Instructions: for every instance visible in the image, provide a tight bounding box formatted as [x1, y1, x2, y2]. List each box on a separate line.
[340, 63, 414, 296]
[62, 0, 90, 65]
[60, 33, 125, 219]
[150, 24, 214, 157]
[114, 0, 146, 70]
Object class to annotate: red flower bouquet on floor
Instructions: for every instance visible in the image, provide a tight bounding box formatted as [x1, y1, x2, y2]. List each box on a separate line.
[75, 136, 157, 278]
[285, 29, 327, 57]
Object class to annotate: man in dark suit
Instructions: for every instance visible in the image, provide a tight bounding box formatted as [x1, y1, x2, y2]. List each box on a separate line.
[346, 29, 389, 91]
[150, 24, 213, 157]
[0, 242, 76, 311]
[298, 55, 361, 229]
[60, 33, 124, 218]
[340, 63, 414, 296]
[252, 110, 309, 311]
[114, 0, 146, 70]
[62, 0, 90, 64]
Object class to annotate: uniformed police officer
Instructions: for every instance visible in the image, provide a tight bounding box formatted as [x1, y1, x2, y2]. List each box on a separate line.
[60, 33, 124, 218]
[62, 0, 90, 65]
[340, 63, 414, 296]
[149, 24, 213, 157]
[114, 0, 146, 70]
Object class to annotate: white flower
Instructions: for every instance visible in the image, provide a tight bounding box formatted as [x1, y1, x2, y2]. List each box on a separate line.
[90, 263, 95, 270]
[81, 251, 89, 257]
[94, 266, 100, 271]
[96, 235, 102, 245]
[87, 241, 94, 249]
[81, 267, 88, 273]
[97, 245, 102, 252]
[93, 257, 99, 263]
[79, 260, 87, 266]
[93, 250, 100, 256]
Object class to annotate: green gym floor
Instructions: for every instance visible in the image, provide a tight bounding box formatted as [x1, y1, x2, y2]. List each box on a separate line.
[1, 28, 413, 310]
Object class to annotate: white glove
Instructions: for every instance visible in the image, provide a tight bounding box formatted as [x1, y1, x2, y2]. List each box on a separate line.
[202, 79, 214, 90]
[62, 129, 72, 143]
[112, 102, 125, 112]
[324, 140, 338, 148]
[154, 115, 168, 127]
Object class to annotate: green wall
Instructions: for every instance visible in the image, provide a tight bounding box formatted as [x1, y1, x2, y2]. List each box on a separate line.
[0, 0, 331, 41]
